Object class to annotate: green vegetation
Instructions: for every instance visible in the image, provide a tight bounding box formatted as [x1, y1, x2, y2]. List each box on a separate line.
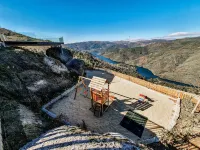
[71, 49, 140, 78]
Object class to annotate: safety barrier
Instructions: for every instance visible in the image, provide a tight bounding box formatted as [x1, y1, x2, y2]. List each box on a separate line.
[97, 68, 200, 106]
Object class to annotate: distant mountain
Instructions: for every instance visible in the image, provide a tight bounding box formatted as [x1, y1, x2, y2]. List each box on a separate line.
[64, 39, 168, 52]
[64, 39, 170, 53]
[102, 36, 200, 86]
[64, 41, 114, 52]
[63, 37, 200, 86]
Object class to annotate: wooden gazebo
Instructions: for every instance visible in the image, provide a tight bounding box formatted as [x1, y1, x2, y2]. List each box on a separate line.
[88, 76, 110, 117]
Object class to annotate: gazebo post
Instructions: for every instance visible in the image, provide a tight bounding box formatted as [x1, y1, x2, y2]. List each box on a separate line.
[108, 81, 110, 106]
[90, 87, 94, 110]
[74, 77, 81, 100]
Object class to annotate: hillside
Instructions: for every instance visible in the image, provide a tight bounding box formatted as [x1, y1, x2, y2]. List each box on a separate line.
[0, 46, 79, 149]
[65, 37, 200, 86]
[102, 37, 200, 87]
[0, 28, 80, 149]
[0, 28, 43, 41]
[65, 39, 169, 52]
[0, 28, 140, 150]
[64, 40, 157, 52]
[65, 41, 114, 51]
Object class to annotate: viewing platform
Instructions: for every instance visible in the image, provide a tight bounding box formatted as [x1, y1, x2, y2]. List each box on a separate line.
[0, 33, 64, 46]
[4, 41, 64, 46]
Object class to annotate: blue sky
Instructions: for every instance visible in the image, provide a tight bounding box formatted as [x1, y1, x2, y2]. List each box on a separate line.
[0, 0, 200, 43]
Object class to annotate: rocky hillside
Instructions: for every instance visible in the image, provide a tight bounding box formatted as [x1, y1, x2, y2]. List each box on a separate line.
[0, 44, 139, 150]
[0, 47, 140, 150]
[0, 46, 85, 150]
[0, 28, 43, 41]
[103, 37, 200, 86]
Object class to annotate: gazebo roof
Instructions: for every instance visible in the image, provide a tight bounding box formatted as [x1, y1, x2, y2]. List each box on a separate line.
[88, 76, 107, 91]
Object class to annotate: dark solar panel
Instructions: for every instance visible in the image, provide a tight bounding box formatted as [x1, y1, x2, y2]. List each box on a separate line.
[120, 110, 148, 138]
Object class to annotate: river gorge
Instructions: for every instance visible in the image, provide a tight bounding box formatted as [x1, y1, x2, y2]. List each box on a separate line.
[91, 52, 193, 87]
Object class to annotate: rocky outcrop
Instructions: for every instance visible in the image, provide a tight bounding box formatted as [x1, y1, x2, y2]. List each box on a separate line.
[66, 59, 85, 75]
[46, 47, 73, 64]
[44, 56, 69, 74]
[46, 47, 85, 75]
[0, 47, 76, 149]
[0, 42, 5, 47]
[18, 104, 43, 140]
[20, 125, 141, 150]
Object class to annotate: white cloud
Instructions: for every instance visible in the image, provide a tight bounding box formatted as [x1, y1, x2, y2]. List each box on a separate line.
[125, 38, 148, 42]
[124, 31, 200, 42]
[167, 32, 200, 37]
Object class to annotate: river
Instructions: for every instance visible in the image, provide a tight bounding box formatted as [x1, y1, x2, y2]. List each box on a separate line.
[91, 52, 118, 64]
[91, 52, 193, 87]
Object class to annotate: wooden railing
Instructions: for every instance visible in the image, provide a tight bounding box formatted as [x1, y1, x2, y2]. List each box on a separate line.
[97, 68, 200, 106]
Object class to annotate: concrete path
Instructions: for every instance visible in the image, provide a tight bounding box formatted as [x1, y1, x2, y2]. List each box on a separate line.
[109, 76, 176, 130]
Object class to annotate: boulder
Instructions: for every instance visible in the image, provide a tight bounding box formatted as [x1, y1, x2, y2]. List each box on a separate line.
[46, 47, 73, 64]
[67, 59, 85, 75]
[44, 56, 69, 74]
[0, 42, 5, 47]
